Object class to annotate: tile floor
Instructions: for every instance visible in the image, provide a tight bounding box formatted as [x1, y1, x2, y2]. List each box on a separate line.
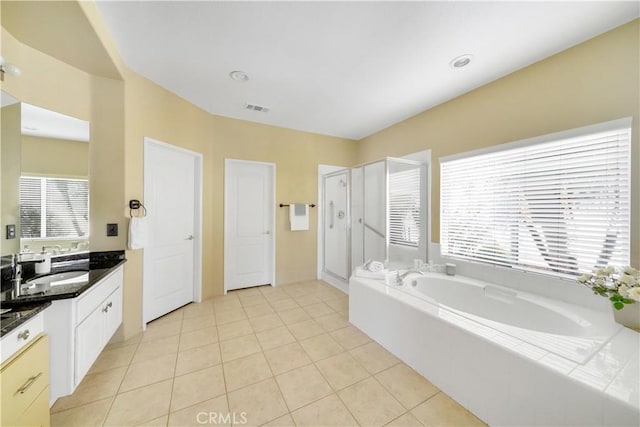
[50, 280, 486, 427]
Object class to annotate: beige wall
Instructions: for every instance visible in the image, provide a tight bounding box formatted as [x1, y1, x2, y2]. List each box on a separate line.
[357, 19, 640, 267]
[122, 69, 215, 337]
[121, 70, 356, 337]
[212, 115, 358, 288]
[21, 135, 88, 177]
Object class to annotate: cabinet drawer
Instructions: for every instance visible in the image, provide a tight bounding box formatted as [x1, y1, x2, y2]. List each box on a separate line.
[16, 386, 50, 427]
[76, 267, 123, 322]
[1, 335, 49, 425]
[1, 313, 45, 364]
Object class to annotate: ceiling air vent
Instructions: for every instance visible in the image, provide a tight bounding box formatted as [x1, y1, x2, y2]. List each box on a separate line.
[245, 103, 269, 113]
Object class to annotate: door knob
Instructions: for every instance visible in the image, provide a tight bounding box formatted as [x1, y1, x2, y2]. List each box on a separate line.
[186, 235, 194, 240]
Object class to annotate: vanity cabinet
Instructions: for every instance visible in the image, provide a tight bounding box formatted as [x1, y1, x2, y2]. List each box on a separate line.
[0, 334, 50, 426]
[74, 283, 122, 384]
[45, 265, 123, 404]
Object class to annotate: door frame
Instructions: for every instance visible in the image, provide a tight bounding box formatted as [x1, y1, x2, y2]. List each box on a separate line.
[223, 159, 276, 294]
[142, 137, 203, 329]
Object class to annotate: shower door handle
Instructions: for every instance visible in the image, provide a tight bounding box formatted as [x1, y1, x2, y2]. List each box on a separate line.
[329, 201, 334, 229]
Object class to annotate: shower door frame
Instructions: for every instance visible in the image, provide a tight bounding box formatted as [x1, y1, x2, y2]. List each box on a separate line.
[321, 169, 352, 286]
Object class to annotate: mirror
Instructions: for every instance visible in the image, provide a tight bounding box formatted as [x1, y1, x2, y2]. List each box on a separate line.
[1, 90, 90, 257]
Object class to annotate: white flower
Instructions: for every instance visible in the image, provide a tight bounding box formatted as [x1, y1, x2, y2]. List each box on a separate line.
[619, 274, 634, 286]
[595, 278, 605, 287]
[596, 268, 606, 277]
[603, 267, 615, 275]
[618, 285, 630, 298]
[626, 287, 640, 302]
[623, 266, 639, 277]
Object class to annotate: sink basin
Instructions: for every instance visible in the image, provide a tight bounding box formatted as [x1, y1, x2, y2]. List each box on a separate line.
[25, 270, 89, 287]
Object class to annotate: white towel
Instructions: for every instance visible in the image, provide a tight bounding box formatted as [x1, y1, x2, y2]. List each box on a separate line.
[366, 260, 385, 273]
[128, 217, 148, 250]
[289, 203, 309, 231]
[353, 266, 389, 280]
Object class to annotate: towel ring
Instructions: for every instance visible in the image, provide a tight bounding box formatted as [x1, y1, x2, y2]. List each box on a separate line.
[129, 199, 147, 218]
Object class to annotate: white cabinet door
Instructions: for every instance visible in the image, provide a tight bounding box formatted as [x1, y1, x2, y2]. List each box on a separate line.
[104, 286, 123, 340]
[74, 306, 104, 386]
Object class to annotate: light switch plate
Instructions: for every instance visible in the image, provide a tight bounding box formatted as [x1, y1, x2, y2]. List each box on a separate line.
[106, 223, 118, 237]
[6, 224, 15, 239]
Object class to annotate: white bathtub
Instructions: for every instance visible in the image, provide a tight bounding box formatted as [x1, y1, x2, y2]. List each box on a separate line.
[349, 273, 640, 426]
[397, 273, 620, 363]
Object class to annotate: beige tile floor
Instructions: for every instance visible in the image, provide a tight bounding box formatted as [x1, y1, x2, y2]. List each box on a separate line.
[50, 280, 486, 427]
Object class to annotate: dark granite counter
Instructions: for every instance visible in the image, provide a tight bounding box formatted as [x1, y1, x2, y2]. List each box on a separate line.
[0, 251, 126, 335]
[0, 301, 51, 338]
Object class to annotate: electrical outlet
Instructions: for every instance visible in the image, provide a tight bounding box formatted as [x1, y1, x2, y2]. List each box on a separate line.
[6, 224, 15, 239]
[106, 223, 118, 237]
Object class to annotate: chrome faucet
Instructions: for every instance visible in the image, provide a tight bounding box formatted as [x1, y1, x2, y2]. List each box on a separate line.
[10, 254, 45, 298]
[395, 269, 424, 285]
[11, 254, 23, 298]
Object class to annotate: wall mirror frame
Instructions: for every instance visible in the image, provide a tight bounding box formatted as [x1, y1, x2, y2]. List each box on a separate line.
[1, 90, 90, 258]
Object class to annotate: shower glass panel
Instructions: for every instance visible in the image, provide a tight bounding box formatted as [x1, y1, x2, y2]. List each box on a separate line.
[323, 170, 350, 281]
[363, 160, 387, 263]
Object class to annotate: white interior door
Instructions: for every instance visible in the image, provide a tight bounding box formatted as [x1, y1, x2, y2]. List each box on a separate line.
[143, 138, 201, 324]
[224, 159, 275, 292]
[323, 171, 349, 280]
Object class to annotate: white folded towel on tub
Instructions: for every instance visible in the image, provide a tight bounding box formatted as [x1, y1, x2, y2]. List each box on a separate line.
[128, 216, 148, 250]
[364, 260, 385, 273]
[353, 266, 389, 280]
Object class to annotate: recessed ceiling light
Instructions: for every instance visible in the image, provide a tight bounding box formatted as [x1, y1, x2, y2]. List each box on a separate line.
[450, 54, 473, 69]
[229, 70, 249, 82]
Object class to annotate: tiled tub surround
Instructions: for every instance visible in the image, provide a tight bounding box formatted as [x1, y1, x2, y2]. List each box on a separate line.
[350, 275, 640, 426]
[48, 280, 486, 427]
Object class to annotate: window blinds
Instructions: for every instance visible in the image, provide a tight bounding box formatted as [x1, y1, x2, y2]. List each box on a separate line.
[389, 166, 421, 247]
[440, 120, 631, 278]
[20, 177, 89, 239]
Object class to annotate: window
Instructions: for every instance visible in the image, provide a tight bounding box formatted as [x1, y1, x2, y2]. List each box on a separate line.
[389, 164, 422, 247]
[20, 177, 89, 239]
[440, 119, 631, 278]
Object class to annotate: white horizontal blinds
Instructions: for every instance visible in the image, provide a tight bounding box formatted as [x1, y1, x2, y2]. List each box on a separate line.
[389, 165, 421, 247]
[19, 177, 89, 239]
[19, 177, 42, 238]
[45, 178, 89, 238]
[441, 124, 630, 278]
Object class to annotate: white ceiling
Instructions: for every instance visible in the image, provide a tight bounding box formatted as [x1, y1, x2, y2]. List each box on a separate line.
[95, 1, 639, 140]
[21, 103, 90, 142]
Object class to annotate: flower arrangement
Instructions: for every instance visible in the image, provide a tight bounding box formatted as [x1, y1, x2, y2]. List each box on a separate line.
[578, 266, 640, 310]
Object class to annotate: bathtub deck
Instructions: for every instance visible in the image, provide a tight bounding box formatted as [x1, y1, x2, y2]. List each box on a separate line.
[350, 275, 640, 426]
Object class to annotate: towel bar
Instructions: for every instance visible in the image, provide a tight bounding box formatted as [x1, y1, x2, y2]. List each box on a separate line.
[279, 203, 316, 208]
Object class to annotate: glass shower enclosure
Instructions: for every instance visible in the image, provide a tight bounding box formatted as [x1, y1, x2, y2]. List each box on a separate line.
[322, 157, 427, 284]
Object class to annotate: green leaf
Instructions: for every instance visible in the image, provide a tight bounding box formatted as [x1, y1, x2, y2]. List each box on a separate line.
[613, 301, 624, 310]
[621, 298, 635, 305]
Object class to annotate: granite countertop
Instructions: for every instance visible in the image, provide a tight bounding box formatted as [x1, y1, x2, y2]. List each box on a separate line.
[0, 251, 126, 338]
[0, 301, 51, 338]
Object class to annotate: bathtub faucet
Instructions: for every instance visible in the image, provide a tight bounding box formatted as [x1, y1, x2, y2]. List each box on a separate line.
[395, 269, 424, 285]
